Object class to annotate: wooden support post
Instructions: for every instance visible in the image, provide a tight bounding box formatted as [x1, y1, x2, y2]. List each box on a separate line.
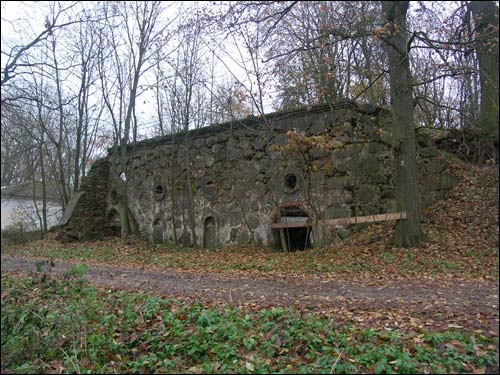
[279, 228, 288, 252]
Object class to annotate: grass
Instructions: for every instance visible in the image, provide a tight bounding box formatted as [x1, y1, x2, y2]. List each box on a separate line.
[2, 273, 498, 374]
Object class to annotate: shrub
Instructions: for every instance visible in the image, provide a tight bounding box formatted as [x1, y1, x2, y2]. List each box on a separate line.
[1, 221, 43, 246]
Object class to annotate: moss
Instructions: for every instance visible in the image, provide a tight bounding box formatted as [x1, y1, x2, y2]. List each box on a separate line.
[59, 160, 112, 241]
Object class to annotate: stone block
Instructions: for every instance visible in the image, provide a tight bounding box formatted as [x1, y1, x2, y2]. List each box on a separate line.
[361, 156, 381, 174]
[440, 171, 458, 191]
[382, 199, 398, 212]
[419, 147, 439, 158]
[309, 147, 329, 159]
[381, 188, 395, 199]
[216, 132, 229, 143]
[273, 133, 289, 145]
[367, 171, 387, 185]
[236, 230, 251, 244]
[367, 142, 387, 154]
[206, 136, 216, 147]
[205, 155, 215, 168]
[246, 213, 260, 229]
[357, 185, 380, 204]
[252, 137, 267, 151]
[193, 138, 205, 148]
[309, 122, 327, 135]
[422, 174, 441, 191]
[359, 204, 380, 215]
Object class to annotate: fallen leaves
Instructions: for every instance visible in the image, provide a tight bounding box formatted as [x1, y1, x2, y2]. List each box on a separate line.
[3, 161, 498, 286]
[1, 161, 499, 374]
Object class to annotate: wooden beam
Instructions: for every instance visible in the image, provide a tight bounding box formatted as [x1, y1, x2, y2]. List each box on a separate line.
[270, 212, 407, 229]
[271, 221, 310, 229]
[324, 212, 407, 226]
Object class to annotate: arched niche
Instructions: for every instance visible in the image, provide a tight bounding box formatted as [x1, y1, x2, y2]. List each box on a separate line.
[106, 209, 121, 237]
[153, 218, 164, 243]
[203, 216, 217, 248]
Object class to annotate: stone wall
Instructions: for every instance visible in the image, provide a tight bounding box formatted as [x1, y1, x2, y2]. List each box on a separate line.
[64, 101, 457, 248]
[58, 159, 112, 241]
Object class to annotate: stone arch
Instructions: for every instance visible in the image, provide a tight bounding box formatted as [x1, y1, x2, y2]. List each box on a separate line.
[203, 216, 217, 248]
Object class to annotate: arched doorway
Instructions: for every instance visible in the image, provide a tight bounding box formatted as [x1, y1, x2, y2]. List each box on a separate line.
[153, 218, 164, 243]
[276, 206, 312, 251]
[106, 209, 121, 237]
[203, 216, 216, 248]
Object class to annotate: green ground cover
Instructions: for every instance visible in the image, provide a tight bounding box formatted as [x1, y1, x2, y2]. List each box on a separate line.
[1, 273, 498, 374]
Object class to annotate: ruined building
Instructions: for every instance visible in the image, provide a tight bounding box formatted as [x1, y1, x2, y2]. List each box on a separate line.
[59, 100, 457, 250]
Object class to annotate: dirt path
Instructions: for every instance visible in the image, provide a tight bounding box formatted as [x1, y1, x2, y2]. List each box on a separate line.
[2, 255, 498, 335]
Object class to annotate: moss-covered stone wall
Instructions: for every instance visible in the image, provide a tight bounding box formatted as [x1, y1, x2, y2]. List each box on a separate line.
[58, 159, 111, 241]
[62, 101, 458, 247]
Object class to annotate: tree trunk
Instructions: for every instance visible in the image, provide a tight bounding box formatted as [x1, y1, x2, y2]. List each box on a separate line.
[382, 1, 424, 247]
[39, 143, 48, 232]
[51, 37, 70, 209]
[468, 1, 499, 139]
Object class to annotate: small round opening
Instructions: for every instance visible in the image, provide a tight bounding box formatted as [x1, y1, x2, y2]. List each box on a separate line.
[154, 184, 165, 201]
[110, 190, 119, 204]
[284, 174, 297, 190]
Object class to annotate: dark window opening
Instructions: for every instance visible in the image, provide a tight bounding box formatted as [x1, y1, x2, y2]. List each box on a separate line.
[275, 206, 312, 252]
[284, 174, 297, 189]
[154, 184, 165, 201]
[107, 209, 121, 237]
[283, 227, 311, 251]
[280, 206, 307, 218]
[203, 216, 216, 248]
[202, 177, 217, 200]
[153, 219, 164, 243]
[110, 190, 119, 204]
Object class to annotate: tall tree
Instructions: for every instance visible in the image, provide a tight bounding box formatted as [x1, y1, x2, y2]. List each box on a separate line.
[467, 1, 499, 138]
[381, 1, 423, 247]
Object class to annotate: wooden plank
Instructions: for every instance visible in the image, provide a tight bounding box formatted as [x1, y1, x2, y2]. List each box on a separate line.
[270, 212, 407, 229]
[324, 212, 407, 226]
[271, 221, 310, 229]
[278, 216, 309, 223]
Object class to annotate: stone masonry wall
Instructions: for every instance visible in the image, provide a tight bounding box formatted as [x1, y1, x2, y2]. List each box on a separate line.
[58, 159, 111, 241]
[86, 101, 457, 248]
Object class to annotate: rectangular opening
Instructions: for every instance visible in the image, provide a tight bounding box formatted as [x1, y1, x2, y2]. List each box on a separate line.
[280, 226, 311, 252]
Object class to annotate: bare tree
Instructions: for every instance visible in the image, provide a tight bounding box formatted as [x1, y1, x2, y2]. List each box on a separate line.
[163, 5, 209, 246]
[97, 1, 173, 240]
[1, 2, 80, 90]
[71, 9, 104, 193]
